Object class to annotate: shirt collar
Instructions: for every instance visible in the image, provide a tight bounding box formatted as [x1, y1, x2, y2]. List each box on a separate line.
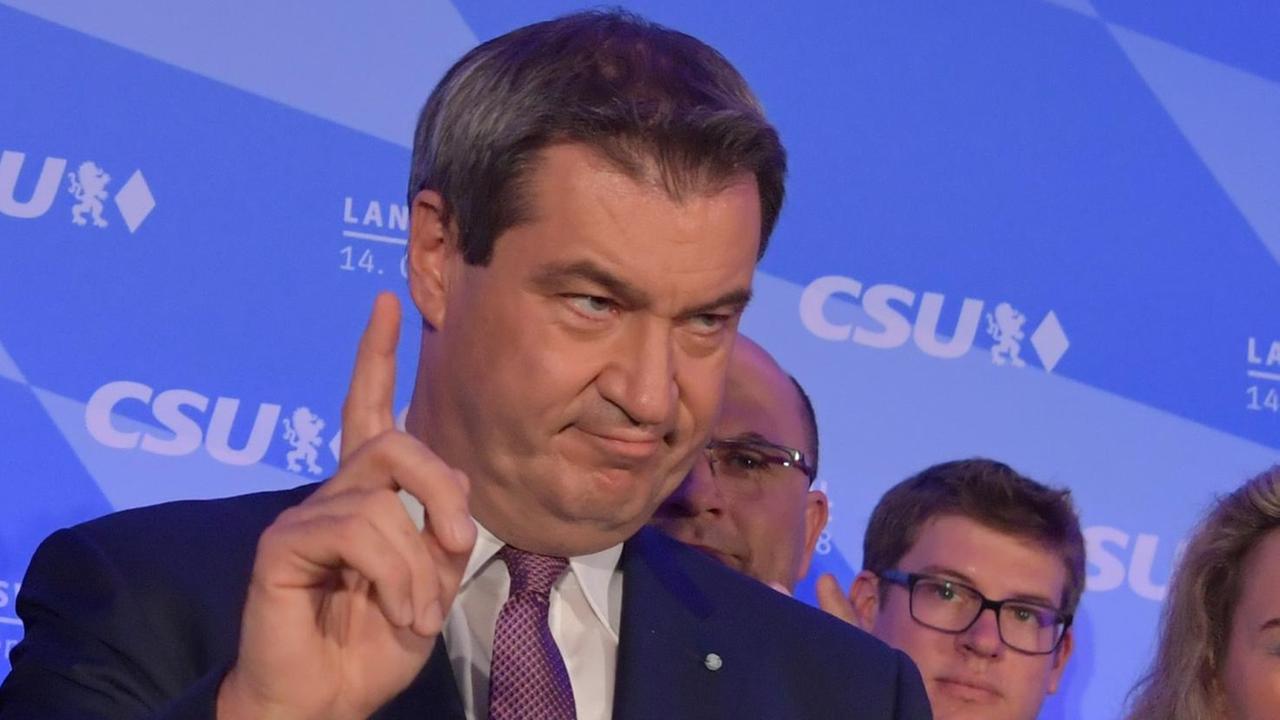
[460, 519, 505, 586]
[568, 539, 624, 642]
[401, 490, 623, 639]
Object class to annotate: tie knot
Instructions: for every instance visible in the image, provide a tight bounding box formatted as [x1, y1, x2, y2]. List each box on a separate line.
[498, 545, 569, 598]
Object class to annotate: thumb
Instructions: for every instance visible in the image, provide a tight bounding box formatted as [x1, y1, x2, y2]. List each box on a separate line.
[816, 573, 858, 625]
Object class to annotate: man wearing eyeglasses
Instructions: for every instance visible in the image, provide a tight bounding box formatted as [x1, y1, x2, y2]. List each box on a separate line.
[651, 335, 829, 594]
[817, 458, 1084, 720]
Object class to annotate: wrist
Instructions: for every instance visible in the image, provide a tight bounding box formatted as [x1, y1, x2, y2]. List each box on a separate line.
[216, 666, 293, 720]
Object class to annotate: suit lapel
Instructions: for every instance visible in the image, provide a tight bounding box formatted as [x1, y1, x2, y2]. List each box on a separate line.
[612, 527, 730, 720]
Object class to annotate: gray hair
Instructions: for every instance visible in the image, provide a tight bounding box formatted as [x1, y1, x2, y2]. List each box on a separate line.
[407, 9, 786, 265]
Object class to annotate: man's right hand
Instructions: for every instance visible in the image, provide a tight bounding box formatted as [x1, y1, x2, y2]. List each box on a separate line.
[216, 292, 477, 720]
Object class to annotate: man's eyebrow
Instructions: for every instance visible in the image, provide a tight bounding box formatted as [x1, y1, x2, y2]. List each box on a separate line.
[916, 564, 1059, 608]
[917, 564, 979, 587]
[678, 287, 753, 318]
[1003, 592, 1060, 609]
[1261, 617, 1280, 632]
[721, 431, 774, 445]
[530, 260, 650, 308]
[532, 261, 752, 317]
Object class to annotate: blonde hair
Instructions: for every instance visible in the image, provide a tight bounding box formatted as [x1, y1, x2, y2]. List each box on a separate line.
[1124, 465, 1280, 720]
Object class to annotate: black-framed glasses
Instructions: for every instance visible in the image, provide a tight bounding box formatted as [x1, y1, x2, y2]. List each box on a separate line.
[879, 570, 1072, 655]
[705, 438, 817, 486]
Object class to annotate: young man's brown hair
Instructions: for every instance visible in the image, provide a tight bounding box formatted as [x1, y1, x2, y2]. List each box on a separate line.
[862, 458, 1086, 615]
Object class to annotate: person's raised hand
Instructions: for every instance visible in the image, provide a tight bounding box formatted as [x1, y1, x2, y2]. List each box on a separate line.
[816, 573, 860, 626]
[217, 292, 476, 720]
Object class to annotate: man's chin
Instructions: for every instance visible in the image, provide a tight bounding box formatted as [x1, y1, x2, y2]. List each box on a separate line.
[543, 477, 665, 540]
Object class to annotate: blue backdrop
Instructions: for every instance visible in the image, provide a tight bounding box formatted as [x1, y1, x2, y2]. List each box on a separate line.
[2, 2, 1278, 717]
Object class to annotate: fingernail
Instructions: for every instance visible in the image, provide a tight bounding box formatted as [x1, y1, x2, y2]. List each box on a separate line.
[451, 516, 475, 548]
[768, 581, 792, 597]
[419, 601, 443, 635]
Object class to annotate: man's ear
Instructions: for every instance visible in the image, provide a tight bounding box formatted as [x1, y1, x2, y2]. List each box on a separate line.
[406, 189, 455, 329]
[1046, 626, 1074, 694]
[795, 489, 829, 580]
[848, 570, 883, 631]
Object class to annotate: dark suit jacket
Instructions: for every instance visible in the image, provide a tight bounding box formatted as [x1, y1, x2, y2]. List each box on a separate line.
[0, 485, 931, 719]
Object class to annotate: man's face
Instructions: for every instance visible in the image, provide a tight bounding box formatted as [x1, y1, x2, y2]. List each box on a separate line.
[650, 338, 828, 591]
[410, 143, 761, 556]
[864, 515, 1073, 720]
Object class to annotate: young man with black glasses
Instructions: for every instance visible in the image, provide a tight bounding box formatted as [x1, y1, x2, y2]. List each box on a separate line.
[651, 335, 829, 595]
[818, 458, 1084, 720]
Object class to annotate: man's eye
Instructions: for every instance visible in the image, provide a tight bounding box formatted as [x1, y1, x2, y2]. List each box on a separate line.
[688, 313, 731, 334]
[1008, 605, 1054, 627]
[566, 295, 614, 317]
[926, 582, 957, 602]
[725, 450, 765, 471]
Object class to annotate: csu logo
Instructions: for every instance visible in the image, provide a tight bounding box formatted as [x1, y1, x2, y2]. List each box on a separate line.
[1085, 525, 1186, 602]
[800, 275, 1070, 372]
[0, 149, 156, 232]
[85, 381, 326, 474]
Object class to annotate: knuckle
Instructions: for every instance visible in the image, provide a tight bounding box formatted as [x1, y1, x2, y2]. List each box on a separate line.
[366, 488, 409, 526]
[366, 429, 403, 457]
[333, 514, 368, 547]
[252, 524, 287, 564]
[273, 505, 303, 526]
[452, 469, 471, 493]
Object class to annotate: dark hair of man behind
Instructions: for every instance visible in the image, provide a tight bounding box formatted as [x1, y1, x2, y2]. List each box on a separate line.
[789, 375, 819, 483]
[862, 458, 1086, 614]
[407, 9, 786, 266]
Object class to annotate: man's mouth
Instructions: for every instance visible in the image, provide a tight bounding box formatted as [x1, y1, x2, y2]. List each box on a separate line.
[572, 425, 665, 463]
[934, 676, 1002, 703]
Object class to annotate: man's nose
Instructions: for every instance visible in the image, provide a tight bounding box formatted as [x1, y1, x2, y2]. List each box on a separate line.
[658, 454, 727, 518]
[596, 317, 677, 430]
[959, 606, 1005, 659]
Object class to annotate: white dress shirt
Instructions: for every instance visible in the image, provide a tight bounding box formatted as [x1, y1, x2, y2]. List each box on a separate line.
[400, 492, 623, 720]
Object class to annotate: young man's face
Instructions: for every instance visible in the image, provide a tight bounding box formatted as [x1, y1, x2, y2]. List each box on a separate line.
[854, 515, 1073, 720]
[410, 142, 761, 556]
[650, 338, 827, 591]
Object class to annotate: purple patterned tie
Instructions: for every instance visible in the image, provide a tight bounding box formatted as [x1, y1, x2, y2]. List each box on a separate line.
[487, 545, 577, 720]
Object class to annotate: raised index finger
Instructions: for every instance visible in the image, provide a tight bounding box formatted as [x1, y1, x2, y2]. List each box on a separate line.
[340, 292, 401, 462]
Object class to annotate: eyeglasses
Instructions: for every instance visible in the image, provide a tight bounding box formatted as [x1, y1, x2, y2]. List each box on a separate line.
[879, 570, 1072, 655]
[704, 438, 817, 487]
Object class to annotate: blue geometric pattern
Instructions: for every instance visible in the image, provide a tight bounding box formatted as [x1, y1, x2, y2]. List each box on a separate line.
[1106, 22, 1280, 266]
[2, 2, 1278, 718]
[1, 0, 478, 146]
[0, 340, 25, 384]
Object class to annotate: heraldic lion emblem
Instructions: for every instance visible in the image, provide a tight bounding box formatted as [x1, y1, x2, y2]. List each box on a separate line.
[985, 302, 1027, 368]
[66, 161, 111, 228]
[282, 407, 326, 475]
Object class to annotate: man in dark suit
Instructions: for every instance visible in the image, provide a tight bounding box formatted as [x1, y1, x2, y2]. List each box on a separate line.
[1, 10, 930, 719]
